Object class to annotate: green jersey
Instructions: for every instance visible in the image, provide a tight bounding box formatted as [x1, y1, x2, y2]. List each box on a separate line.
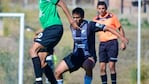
[39, 0, 62, 29]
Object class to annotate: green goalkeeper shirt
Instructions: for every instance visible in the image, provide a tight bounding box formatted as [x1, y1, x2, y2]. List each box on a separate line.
[39, 0, 62, 29]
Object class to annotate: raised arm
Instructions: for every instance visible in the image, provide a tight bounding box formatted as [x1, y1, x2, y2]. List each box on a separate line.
[57, 0, 79, 29]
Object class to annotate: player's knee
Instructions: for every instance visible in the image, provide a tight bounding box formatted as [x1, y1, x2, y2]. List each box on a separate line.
[100, 66, 106, 73]
[109, 62, 116, 73]
[109, 66, 116, 73]
[29, 47, 38, 58]
[29, 48, 34, 57]
[83, 58, 95, 70]
[54, 69, 62, 79]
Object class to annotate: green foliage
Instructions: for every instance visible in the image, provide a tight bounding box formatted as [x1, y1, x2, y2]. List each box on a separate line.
[120, 18, 132, 26]
[142, 19, 149, 28]
[141, 65, 149, 84]
[131, 67, 137, 84]
[130, 64, 149, 84]
[0, 50, 17, 83]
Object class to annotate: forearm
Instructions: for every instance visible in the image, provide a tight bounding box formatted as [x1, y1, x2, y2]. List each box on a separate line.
[104, 26, 123, 39]
[119, 26, 125, 37]
[104, 26, 128, 44]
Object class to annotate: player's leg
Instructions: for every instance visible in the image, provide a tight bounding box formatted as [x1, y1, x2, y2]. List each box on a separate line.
[55, 60, 69, 84]
[100, 62, 107, 84]
[82, 57, 95, 84]
[107, 39, 118, 84]
[38, 51, 48, 68]
[38, 48, 57, 84]
[45, 48, 54, 69]
[99, 43, 108, 84]
[109, 62, 116, 84]
[29, 42, 44, 84]
[98, 42, 108, 84]
[55, 52, 80, 84]
[43, 64, 57, 84]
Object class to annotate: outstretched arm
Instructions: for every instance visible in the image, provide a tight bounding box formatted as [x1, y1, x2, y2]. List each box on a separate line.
[104, 26, 128, 45]
[57, 0, 79, 29]
[92, 21, 128, 45]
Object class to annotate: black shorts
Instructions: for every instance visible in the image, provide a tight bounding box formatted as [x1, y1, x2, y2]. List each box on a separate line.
[98, 39, 118, 63]
[35, 25, 63, 50]
[38, 47, 54, 55]
[63, 49, 96, 72]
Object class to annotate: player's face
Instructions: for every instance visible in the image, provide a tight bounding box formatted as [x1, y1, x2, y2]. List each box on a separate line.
[97, 5, 107, 16]
[72, 14, 83, 25]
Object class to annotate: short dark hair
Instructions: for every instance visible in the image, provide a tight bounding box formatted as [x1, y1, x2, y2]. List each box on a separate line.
[72, 7, 84, 18]
[97, 1, 107, 10]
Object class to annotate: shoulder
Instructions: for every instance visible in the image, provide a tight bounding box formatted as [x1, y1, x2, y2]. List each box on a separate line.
[109, 13, 118, 18]
[83, 20, 91, 25]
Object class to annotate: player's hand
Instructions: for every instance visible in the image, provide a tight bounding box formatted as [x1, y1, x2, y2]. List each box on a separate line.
[121, 37, 129, 45]
[33, 29, 43, 40]
[71, 21, 80, 30]
[33, 32, 41, 41]
[120, 42, 126, 50]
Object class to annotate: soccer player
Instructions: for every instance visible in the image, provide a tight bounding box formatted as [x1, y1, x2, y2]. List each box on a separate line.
[93, 1, 128, 84]
[54, 7, 128, 84]
[34, 29, 57, 84]
[29, 0, 79, 84]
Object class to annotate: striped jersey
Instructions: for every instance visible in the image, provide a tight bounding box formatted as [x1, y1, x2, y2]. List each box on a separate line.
[70, 20, 105, 59]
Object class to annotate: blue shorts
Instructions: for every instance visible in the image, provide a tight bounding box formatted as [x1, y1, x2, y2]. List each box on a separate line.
[98, 39, 118, 63]
[63, 49, 96, 72]
[35, 25, 63, 50]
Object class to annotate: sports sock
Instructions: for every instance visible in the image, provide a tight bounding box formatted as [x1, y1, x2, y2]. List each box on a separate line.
[46, 55, 54, 70]
[84, 75, 92, 84]
[111, 73, 116, 84]
[43, 65, 57, 84]
[32, 57, 42, 83]
[101, 74, 107, 84]
[57, 79, 63, 84]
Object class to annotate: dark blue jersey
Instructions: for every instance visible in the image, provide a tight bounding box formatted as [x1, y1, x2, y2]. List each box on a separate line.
[70, 20, 105, 59]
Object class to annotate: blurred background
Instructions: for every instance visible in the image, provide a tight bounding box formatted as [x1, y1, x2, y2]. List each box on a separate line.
[0, 0, 149, 84]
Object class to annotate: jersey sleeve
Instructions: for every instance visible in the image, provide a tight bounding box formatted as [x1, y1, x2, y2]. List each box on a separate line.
[51, 0, 60, 5]
[89, 21, 105, 32]
[39, 0, 59, 4]
[112, 14, 121, 29]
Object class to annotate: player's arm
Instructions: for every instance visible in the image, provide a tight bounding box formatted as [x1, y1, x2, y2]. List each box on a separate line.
[114, 14, 128, 50]
[57, 0, 79, 29]
[118, 26, 128, 50]
[118, 26, 125, 37]
[92, 22, 128, 44]
[33, 29, 43, 40]
[104, 26, 128, 45]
